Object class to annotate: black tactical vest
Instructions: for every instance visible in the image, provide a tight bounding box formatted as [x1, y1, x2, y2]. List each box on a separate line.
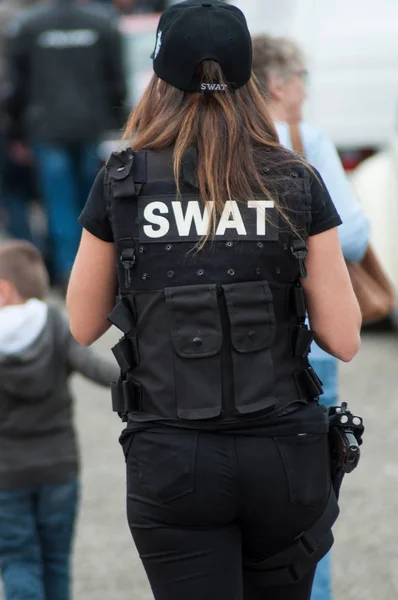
[106, 146, 323, 423]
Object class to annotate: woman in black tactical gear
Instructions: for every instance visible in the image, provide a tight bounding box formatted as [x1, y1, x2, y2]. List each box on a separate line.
[67, 2, 361, 599]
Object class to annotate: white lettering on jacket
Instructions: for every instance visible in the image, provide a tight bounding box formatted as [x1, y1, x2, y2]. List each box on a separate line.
[38, 30, 99, 49]
[142, 200, 275, 239]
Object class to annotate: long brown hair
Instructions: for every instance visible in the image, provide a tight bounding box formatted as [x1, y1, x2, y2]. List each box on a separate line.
[123, 61, 302, 241]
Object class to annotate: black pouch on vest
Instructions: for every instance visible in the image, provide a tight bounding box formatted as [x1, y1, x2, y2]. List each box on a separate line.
[111, 336, 139, 376]
[165, 285, 223, 420]
[108, 297, 136, 335]
[222, 281, 277, 414]
[297, 366, 324, 398]
[291, 325, 315, 358]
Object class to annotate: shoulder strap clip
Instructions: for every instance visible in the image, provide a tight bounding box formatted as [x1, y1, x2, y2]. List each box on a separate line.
[290, 239, 308, 278]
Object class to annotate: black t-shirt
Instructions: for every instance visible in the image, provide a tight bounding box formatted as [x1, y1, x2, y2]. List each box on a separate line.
[79, 166, 342, 242]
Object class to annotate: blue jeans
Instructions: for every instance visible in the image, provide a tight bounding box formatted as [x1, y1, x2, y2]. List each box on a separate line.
[1, 154, 35, 243]
[0, 480, 79, 600]
[33, 142, 99, 282]
[310, 358, 338, 600]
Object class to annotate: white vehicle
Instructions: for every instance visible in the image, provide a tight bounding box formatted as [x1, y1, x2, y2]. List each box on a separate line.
[232, 0, 398, 157]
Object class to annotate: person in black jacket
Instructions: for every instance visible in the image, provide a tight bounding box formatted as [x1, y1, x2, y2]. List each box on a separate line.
[4, 0, 127, 286]
[67, 2, 362, 599]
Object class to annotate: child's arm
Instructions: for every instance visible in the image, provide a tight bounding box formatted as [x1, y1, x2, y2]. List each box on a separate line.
[67, 335, 119, 387]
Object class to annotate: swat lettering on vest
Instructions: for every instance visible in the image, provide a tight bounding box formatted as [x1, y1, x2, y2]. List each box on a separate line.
[138, 196, 278, 243]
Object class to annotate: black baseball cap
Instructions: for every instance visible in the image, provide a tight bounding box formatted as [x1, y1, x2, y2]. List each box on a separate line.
[152, 0, 252, 93]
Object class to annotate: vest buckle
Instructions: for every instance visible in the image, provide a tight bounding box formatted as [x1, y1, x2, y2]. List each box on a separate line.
[290, 239, 308, 278]
[121, 248, 136, 289]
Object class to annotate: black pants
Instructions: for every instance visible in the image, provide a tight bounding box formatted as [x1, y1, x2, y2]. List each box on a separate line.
[124, 428, 332, 600]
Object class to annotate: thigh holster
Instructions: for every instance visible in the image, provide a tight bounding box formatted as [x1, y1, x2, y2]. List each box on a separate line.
[244, 490, 339, 587]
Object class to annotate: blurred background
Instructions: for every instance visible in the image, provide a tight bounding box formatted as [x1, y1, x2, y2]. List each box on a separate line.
[0, 1, 397, 599]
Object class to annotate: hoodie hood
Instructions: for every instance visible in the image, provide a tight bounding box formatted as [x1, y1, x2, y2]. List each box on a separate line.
[0, 300, 61, 399]
[0, 299, 48, 355]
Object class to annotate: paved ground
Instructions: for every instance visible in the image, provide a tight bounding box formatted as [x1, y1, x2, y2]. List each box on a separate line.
[2, 328, 397, 599]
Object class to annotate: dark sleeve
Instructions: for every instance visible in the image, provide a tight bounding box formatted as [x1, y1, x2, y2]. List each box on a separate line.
[79, 168, 114, 242]
[309, 168, 342, 236]
[68, 335, 119, 387]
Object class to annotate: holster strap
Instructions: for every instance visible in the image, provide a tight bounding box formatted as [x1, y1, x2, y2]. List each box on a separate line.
[244, 489, 339, 587]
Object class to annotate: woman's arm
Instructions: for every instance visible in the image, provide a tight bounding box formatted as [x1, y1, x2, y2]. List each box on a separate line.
[66, 229, 118, 346]
[302, 227, 362, 362]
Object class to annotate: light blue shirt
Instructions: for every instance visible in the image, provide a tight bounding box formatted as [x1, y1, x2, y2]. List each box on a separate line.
[275, 122, 371, 361]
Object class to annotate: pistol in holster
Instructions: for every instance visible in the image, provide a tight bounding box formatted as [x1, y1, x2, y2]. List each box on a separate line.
[328, 402, 364, 499]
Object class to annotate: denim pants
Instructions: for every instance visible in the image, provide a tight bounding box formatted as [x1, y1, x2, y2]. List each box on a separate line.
[0, 479, 79, 600]
[33, 142, 99, 282]
[310, 358, 338, 600]
[1, 153, 35, 243]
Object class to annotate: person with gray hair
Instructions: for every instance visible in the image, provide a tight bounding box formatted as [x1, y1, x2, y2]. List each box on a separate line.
[252, 35, 308, 126]
[252, 34, 371, 600]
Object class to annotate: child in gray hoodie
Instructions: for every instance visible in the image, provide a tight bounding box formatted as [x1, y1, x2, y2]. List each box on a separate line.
[0, 240, 118, 600]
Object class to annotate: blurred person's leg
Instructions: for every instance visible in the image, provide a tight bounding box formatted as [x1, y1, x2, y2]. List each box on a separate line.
[309, 358, 338, 600]
[1, 153, 34, 243]
[37, 479, 79, 600]
[0, 487, 45, 600]
[76, 142, 100, 209]
[33, 143, 82, 285]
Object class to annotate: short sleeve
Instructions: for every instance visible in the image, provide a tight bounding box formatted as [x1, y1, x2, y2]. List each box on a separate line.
[78, 168, 114, 242]
[309, 168, 342, 236]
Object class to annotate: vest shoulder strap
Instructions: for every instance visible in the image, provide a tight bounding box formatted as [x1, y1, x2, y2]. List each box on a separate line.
[144, 146, 199, 189]
[106, 146, 200, 200]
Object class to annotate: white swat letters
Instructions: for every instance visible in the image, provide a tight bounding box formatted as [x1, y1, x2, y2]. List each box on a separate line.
[200, 83, 228, 92]
[216, 201, 247, 236]
[140, 198, 277, 241]
[172, 201, 213, 236]
[247, 200, 275, 235]
[143, 202, 170, 238]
